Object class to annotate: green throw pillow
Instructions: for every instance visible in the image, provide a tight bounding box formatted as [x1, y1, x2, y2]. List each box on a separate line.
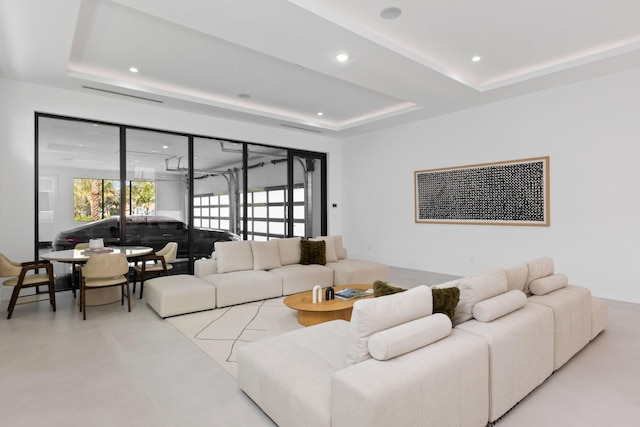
[432, 287, 460, 321]
[300, 240, 326, 265]
[373, 280, 407, 297]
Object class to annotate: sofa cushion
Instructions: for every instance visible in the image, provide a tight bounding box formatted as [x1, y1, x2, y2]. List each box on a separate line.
[529, 273, 568, 295]
[311, 236, 338, 262]
[250, 240, 282, 271]
[367, 313, 452, 361]
[373, 280, 406, 297]
[472, 290, 527, 322]
[215, 241, 254, 273]
[314, 235, 347, 260]
[432, 287, 460, 321]
[505, 264, 528, 292]
[346, 285, 433, 365]
[300, 239, 326, 265]
[277, 237, 301, 266]
[438, 268, 508, 326]
[525, 257, 554, 294]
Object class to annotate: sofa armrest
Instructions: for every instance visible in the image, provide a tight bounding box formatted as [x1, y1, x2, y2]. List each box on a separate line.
[194, 258, 218, 277]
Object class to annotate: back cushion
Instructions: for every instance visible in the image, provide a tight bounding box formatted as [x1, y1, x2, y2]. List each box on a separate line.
[505, 264, 528, 292]
[525, 257, 554, 294]
[277, 237, 302, 266]
[311, 236, 338, 262]
[250, 240, 282, 271]
[451, 268, 508, 325]
[215, 241, 254, 273]
[346, 285, 433, 365]
[314, 235, 347, 260]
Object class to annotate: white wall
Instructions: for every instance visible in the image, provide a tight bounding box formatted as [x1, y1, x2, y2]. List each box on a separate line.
[0, 79, 342, 263]
[341, 68, 640, 303]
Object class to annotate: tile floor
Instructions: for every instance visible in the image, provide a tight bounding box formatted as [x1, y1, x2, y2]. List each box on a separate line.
[1, 267, 638, 426]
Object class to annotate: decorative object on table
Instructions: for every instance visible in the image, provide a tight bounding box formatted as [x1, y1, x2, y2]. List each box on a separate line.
[335, 287, 369, 300]
[325, 286, 335, 300]
[414, 156, 549, 226]
[312, 285, 322, 303]
[0, 253, 56, 319]
[89, 237, 104, 249]
[81, 247, 114, 255]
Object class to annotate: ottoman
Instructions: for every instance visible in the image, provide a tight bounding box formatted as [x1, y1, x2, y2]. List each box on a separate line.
[145, 274, 216, 318]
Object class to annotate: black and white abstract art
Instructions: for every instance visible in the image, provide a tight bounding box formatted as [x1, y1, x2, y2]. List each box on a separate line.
[414, 157, 549, 226]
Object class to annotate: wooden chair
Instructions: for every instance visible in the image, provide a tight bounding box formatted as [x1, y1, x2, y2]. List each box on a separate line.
[0, 253, 56, 319]
[80, 253, 130, 320]
[133, 242, 178, 299]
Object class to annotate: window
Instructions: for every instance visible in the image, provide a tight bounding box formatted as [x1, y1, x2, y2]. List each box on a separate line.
[73, 178, 155, 222]
[194, 184, 304, 240]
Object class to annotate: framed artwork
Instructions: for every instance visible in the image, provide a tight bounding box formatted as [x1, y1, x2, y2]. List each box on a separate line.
[414, 156, 549, 226]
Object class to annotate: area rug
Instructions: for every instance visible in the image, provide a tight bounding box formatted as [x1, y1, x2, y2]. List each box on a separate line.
[167, 297, 303, 378]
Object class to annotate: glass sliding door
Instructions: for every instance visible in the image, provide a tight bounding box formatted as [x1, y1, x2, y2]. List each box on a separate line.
[37, 115, 121, 290]
[192, 137, 243, 244]
[244, 144, 288, 241]
[291, 151, 327, 238]
[125, 129, 190, 270]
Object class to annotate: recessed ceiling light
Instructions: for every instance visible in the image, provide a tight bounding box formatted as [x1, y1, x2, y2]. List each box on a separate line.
[317, 112, 324, 116]
[129, 67, 139, 73]
[336, 53, 349, 62]
[238, 93, 251, 99]
[380, 7, 402, 20]
[472, 56, 481, 62]
[162, 145, 169, 149]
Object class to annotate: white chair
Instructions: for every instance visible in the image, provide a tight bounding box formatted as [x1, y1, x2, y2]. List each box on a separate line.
[80, 253, 130, 320]
[0, 253, 56, 319]
[133, 242, 178, 299]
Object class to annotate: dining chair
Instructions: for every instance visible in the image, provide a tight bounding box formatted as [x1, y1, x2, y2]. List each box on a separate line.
[132, 242, 178, 299]
[70, 242, 90, 298]
[80, 252, 130, 320]
[0, 253, 56, 319]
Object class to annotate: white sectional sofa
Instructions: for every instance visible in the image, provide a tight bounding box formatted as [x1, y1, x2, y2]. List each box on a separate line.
[194, 236, 389, 308]
[238, 257, 608, 427]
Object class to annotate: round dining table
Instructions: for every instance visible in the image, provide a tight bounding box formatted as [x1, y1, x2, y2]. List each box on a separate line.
[41, 246, 153, 306]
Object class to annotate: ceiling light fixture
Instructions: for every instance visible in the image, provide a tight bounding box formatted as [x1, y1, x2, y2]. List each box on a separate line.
[238, 93, 251, 99]
[472, 56, 481, 62]
[129, 67, 139, 73]
[380, 7, 402, 20]
[336, 53, 349, 62]
[317, 112, 324, 116]
[162, 145, 169, 149]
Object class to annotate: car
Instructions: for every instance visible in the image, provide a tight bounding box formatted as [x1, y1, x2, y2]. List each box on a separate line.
[53, 215, 239, 258]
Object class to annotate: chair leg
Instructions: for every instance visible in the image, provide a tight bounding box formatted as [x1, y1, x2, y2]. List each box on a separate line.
[47, 265, 56, 312]
[125, 282, 131, 312]
[7, 285, 21, 319]
[139, 270, 145, 299]
[132, 269, 138, 294]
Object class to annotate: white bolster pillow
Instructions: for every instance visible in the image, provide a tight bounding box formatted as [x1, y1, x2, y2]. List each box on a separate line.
[529, 273, 568, 295]
[472, 290, 527, 322]
[367, 313, 452, 361]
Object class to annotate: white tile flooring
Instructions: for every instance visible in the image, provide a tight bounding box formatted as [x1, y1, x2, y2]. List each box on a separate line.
[1, 267, 639, 426]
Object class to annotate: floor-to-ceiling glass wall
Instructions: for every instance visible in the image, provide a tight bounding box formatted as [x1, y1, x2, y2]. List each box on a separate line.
[36, 114, 327, 292]
[37, 116, 121, 290]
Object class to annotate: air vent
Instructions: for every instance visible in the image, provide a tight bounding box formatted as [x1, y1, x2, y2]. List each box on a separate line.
[280, 124, 322, 133]
[83, 86, 163, 103]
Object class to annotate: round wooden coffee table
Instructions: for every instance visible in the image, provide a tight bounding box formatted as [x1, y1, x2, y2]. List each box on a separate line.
[284, 284, 373, 326]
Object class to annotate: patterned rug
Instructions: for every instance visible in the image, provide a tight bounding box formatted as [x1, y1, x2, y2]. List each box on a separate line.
[167, 297, 303, 378]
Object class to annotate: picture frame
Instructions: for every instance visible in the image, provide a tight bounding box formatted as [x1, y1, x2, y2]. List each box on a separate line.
[414, 156, 549, 226]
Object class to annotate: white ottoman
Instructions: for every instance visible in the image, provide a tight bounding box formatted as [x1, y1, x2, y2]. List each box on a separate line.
[145, 274, 216, 318]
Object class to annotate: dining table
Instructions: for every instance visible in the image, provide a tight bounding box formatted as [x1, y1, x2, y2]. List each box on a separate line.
[41, 246, 153, 306]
